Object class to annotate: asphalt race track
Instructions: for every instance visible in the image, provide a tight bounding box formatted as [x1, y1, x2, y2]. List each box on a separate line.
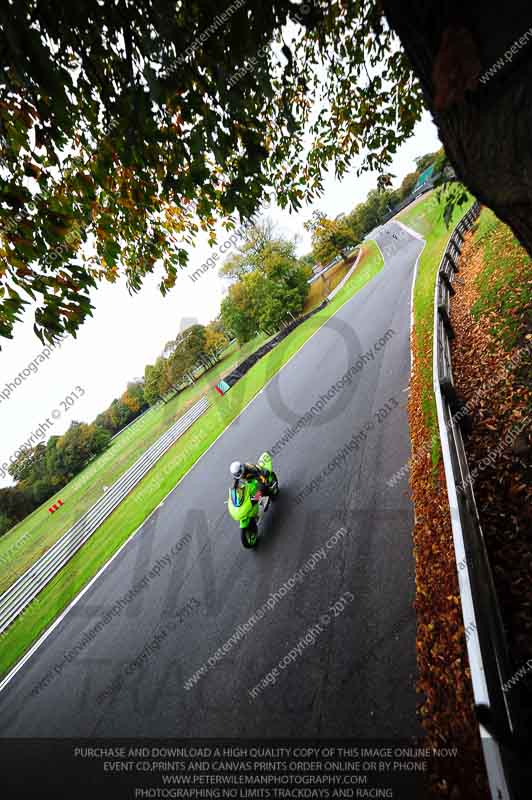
[0, 222, 425, 739]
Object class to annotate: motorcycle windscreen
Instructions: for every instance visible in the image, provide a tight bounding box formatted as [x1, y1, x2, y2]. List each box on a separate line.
[227, 489, 254, 522]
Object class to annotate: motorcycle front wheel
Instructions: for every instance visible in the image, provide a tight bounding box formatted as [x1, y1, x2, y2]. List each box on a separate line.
[241, 520, 258, 549]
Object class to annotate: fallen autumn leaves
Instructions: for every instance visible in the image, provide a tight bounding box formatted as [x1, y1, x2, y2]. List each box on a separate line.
[450, 213, 532, 729]
[408, 304, 489, 798]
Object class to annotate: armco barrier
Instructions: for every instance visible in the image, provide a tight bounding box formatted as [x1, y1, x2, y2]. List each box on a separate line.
[307, 246, 360, 285]
[308, 254, 343, 283]
[326, 247, 362, 302]
[221, 300, 328, 389]
[0, 395, 210, 635]
[0, 283, 341, 635]
[433, 201, 530, 799]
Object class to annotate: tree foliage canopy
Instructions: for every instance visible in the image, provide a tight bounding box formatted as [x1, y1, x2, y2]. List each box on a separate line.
[0, 314, 230, 535]
[306, 213, 359, 265]
[218, 218, 279, 280]
[0, 0, 421, 344]
[144, 320, 229, 404]
[221, 231, 310, 342]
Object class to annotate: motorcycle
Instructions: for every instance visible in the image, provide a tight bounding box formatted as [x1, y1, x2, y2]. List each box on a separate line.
[226, 452, 279, 548]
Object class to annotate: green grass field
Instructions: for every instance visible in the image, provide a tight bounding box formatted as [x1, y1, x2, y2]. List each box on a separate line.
[396, 187, 474, 465]
[0, 239, 383, 680]
[0, 334, 267, 594]
[468, 208, 532, 352]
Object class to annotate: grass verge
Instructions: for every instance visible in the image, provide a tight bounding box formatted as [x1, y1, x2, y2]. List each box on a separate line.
[450, 207, 532, 737]
[401, 192, 489, 796]
[468, 208, 532, 351]
[303, 247, 360, 312]
[397, 187, 473, 467]
[0, 239, 383, 680]
[0, 334, 267, 594]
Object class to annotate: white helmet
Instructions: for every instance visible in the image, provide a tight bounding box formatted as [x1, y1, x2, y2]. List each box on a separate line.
[230, 461, 244, 479]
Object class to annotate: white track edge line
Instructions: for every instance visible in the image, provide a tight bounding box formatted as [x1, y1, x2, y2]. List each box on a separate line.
[396, 219, 424, 241]
[0, 271, 364, 695]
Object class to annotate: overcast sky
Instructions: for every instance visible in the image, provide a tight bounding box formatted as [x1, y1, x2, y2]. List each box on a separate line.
[0, 111, 441, 487]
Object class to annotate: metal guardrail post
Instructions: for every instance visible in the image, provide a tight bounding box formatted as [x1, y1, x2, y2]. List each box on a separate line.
[439, 270, 456, 296]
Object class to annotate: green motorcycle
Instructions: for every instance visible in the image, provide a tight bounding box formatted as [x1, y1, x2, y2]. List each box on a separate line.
[227, 452, 279, 548]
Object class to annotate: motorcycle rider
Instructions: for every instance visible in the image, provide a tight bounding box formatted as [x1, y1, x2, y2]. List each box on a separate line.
[230, 460, 274, 498]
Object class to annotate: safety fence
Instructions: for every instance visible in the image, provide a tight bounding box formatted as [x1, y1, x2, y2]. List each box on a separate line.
[0, 290, 336, 634]
[326, 247, 362, 302]
[1, 242, 366, 638]
[221, 300, 328, 390]
[0, 396, 210, 635]
[307, 253, 344, 283]
[433, 201, 529, 800]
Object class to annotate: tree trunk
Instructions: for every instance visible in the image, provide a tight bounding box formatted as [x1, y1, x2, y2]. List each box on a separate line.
[382, 0, 532, 255]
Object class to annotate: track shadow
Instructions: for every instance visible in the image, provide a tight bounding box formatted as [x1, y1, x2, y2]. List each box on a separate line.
[253, 485, 294, 554]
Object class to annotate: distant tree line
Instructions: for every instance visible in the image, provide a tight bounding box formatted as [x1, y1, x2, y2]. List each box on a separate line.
[143, 321, 229, 405]
[0, 320, 230, 537]
[303, 149, 447, 266]
[0, 149, 448, 536]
